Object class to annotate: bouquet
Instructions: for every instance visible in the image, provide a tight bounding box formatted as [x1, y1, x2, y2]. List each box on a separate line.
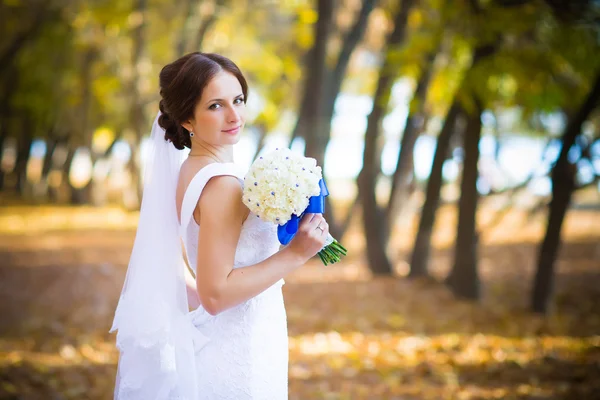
[243, 147, 347, 265]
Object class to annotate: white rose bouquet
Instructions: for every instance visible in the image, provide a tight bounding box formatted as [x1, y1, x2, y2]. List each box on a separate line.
[243, 147, 347, 265]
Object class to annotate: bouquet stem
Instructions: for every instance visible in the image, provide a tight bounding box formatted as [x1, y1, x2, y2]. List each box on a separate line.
[317, 234, 348, 266]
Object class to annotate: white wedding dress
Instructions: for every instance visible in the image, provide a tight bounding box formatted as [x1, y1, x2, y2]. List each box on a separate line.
[179, 162, 289, 400]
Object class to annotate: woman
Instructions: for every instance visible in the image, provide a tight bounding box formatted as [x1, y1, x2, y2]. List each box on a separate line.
[110, 52, 329, 399]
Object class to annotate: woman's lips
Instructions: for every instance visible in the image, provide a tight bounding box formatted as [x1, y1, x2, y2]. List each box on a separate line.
[222, 126, 241, 134]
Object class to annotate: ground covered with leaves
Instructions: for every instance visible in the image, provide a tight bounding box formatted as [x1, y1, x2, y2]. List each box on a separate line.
[0, 203, 599, 399]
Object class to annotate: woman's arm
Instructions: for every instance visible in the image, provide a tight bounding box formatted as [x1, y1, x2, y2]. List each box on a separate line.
[194, 175, 328, 315]
[184, 264, 201, 310]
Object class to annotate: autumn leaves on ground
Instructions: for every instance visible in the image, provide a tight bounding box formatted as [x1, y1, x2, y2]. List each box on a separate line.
[0, 203, 599, 400]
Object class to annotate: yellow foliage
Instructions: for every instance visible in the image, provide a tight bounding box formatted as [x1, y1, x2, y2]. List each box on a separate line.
[92, 127, 115, 154]
[298, 8, 318, 25]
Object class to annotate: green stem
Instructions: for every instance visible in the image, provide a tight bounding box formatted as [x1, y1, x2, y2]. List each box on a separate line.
[318, 252, 328, 265]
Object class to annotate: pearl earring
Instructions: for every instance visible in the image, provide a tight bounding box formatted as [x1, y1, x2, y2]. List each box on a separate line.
[190, 131, 194, 137]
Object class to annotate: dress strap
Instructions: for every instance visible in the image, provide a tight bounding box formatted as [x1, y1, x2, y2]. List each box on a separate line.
[180, 162, 246, 236]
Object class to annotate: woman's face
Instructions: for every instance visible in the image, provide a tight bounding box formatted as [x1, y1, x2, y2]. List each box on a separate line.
[183, 71, 246, 147]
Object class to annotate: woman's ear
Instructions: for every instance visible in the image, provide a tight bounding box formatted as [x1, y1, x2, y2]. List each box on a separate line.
[181, 120, 194, 132]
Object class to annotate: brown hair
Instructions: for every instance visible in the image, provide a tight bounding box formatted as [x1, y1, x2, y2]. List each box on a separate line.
[158, 52, 248, 150]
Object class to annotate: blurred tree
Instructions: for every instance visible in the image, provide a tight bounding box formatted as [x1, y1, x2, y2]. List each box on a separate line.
[292, 0, 378, 238]
[315, 0, 378, 170]
[532, 71, 600, 313]
[445, 96, 484, 298]
[127, 0, 149, 206]
[0, 2, 56, 75]
[409, 0, 533, 283]
[359, 0, 417, 275]
[387, 0, 447, 223]
[0, 65, 19, 191]
[441, 0, 600, 301]
[445, 0, 505, 298]
[177, 0, 226, 55]
[531, 0, 600, 313]
[544, 0, 600, 25]
[2, 1, 75, 197]
[192, 1, 222, 52]
[409, 101, 461, 278]
[13, 115, 32, 195]
[297, 0, 334, 168]
[386, 48, 436, 221]
[444, 0, 583, 298]
[408, 41, 498, 279]
[70, 47, 100, 204]
[176, 0, 198, 56]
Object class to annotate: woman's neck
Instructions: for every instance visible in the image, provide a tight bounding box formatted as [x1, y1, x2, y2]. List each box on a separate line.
[188, 144, 233, 163]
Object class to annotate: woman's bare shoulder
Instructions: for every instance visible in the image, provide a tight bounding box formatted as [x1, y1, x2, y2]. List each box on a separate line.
[177, 161, 248, 225]
[176, 161, 239, 220]
[199, 174, 246, 217]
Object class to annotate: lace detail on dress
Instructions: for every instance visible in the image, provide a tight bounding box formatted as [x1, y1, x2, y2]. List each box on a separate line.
[233, 213, 283, 270]
[180, 163, 288, 400]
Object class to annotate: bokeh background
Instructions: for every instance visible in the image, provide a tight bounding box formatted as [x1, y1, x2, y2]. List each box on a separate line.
[1, 0, 600, 399]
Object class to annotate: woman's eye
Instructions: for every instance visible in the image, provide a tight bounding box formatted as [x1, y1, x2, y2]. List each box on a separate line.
[209, 103, 221, 110]
[234, 97, 244, 104]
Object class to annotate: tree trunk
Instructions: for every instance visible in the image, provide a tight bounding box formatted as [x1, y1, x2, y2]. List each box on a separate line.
[387, 50, 436, 222]
[290, 0, 376, 156]
[531, 71, 600, 314]
[288, 0, 336, 239]
[195, 15, 215, 51]
[251, 124, 267, 162]
[80, 49, 96, 153]
[191, 0, 223, 51]
[337, 194, 360, 242]
[103, 133, 122, 158]
[407, 42, 498, 277]
[301, 0, 334, 168]
[71, 181, 93, 205]
[128, 0, 148, 206]
[446, 97, 483, 299]
[0, 124, 7, 191]
[288, 50, 315, 147]
[409, 102, 461, 277]
[67, 48, 97, 205]
[359, 88, 392, 273]
[14, 120, 33, 196]
[0, 64, 18, 192]
[358, 0, 416, 276]
[42, 137, 58, 180]
[176, 0, 197, 55]
[313, 0, 376, 239]
[319, 0, 377, 153]
[62, 145, 76, 201]
[63, 146, 90, 205]
[0, 8, 49, 75]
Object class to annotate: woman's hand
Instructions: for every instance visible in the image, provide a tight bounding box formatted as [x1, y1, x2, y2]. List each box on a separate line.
[285, 213, 329, 264]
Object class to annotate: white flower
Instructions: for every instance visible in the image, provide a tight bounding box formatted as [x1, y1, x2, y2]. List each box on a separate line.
[243, 148, 322, 225]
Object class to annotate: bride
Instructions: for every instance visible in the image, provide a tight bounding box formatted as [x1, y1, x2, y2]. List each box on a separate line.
[110, 52, 329, 399]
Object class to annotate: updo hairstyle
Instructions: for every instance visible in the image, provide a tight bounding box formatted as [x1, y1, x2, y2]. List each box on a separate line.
[158, 52, 248, 150]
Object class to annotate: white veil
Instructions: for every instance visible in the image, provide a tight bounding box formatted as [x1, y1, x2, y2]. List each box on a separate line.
[110, 112, 206, 399]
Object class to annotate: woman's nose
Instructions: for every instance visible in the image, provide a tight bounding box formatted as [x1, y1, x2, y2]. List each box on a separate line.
[227, 106, 241, 123]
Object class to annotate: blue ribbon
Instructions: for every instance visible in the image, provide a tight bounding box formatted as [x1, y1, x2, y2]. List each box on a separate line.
[277, 179, 329, 245]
